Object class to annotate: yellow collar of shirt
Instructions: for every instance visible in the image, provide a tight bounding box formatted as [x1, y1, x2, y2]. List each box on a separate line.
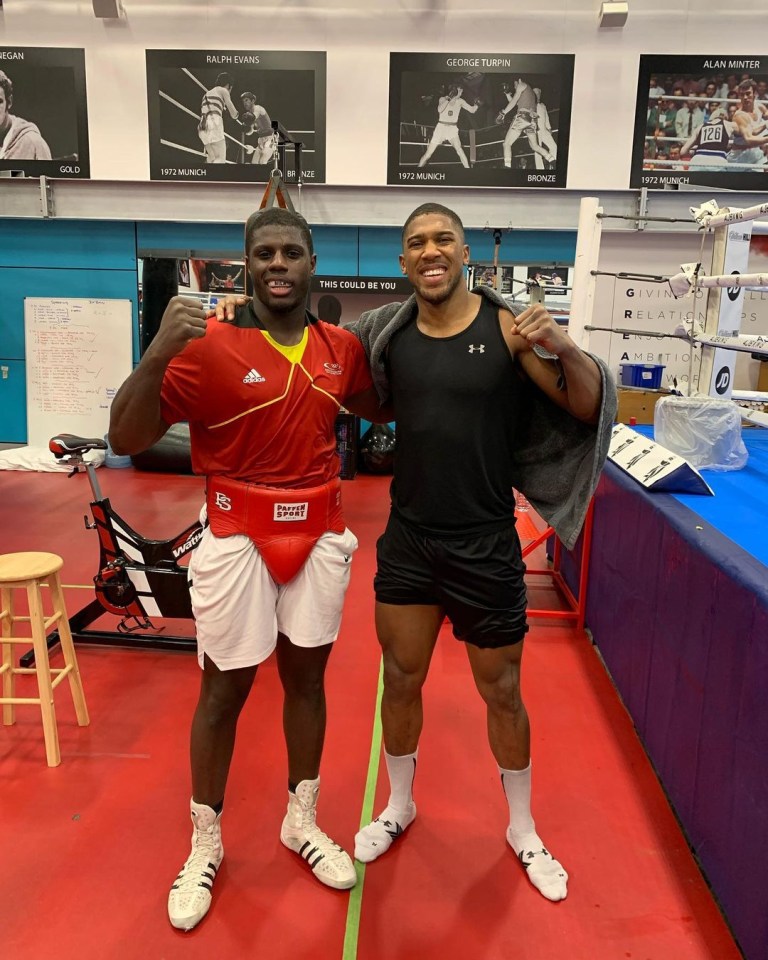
[259, 326, 309, 365]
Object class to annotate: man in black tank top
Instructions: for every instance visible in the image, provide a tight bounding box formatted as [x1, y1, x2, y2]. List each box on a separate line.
[354, 203, 604, 905]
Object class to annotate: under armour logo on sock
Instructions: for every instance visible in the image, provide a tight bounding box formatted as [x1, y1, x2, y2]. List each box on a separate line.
[383, 821, 403, 840]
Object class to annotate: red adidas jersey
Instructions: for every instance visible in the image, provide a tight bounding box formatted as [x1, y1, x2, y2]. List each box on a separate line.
[160, 318, 372, 487]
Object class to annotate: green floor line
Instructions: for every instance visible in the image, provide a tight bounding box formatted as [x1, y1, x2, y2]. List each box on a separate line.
[342, 658, 384, 960]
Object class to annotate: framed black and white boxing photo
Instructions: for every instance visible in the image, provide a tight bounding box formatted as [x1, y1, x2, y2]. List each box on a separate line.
[630, 54, 768, 191]
[146, 49, 326, 183]
[0, 47, 89, 179]
[387, 52, 574, 188]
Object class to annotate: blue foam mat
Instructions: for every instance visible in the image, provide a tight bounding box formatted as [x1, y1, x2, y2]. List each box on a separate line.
[634, 425, 768, 570]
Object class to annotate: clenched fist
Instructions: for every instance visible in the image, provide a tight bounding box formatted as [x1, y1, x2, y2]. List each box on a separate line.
[149, 296, 208, 362]
[510, 304, 571, 356]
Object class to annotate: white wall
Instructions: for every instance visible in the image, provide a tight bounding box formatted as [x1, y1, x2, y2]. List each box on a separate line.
[2, 0, 768, 186]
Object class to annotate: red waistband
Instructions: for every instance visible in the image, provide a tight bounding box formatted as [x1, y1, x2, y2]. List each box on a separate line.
[206, 476, 344, 537]
[204, 476, 344, 584]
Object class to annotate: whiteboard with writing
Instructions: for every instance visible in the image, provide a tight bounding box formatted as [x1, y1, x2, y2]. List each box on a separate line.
[24, 298, 133, 447]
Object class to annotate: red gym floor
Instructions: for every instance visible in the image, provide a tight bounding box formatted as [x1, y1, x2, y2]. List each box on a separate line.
[1, 466, 742, 960]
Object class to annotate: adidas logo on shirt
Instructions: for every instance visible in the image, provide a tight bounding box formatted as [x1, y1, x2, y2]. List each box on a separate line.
[242, 368, 266, 384]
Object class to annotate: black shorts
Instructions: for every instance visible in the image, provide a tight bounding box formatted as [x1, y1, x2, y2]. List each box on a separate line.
[374, 513, 528, 649]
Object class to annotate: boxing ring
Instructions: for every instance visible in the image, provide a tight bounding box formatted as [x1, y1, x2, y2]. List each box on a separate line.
[559, 429, 768, 960]
[157, 67, 315, 170]
[644, 93, 768, 174]
[398, 111, 559, 170]
[571, 197, 768, 409]
[562, 197, 768, 960]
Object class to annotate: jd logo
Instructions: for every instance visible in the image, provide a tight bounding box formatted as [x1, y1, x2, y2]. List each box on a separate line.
[727, 272, 741, 301]
[714, 366, 731, 395]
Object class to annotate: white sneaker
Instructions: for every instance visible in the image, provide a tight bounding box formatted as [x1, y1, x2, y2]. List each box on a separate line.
[280, 778, 356, 890]
[168, 800, 224, 931]
[354, 802, 416, 863]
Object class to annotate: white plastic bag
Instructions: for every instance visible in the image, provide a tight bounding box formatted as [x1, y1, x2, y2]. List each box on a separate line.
[654, 396, 748, 472]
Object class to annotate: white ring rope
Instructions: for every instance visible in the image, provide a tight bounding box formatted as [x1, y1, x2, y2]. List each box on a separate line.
[182, 67, 206, 92]
[643, 158, 765, 170]
[668, 269, 768, 297]
[741, 408, 768, 428]
[593, 271, 768, 356]
[733, 389, 768, 405]
[159, 90, 200, 123]
[691, 199, 768, 229]
[159, 139, 207, 159]
[687, 331, 768, 357]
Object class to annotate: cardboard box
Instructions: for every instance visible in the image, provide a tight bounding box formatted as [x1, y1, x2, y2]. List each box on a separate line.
[757, 360, 768, 393]
[616, 388, 667, 425]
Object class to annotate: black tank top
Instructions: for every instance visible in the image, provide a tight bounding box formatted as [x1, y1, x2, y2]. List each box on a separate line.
[695, 118, 729, 156]
[388, 296, 525, 537]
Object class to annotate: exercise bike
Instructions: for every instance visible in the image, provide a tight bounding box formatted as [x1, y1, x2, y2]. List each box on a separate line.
[21, 434, 202, 667]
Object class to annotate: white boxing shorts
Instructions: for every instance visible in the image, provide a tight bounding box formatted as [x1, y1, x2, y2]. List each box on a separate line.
[187, 524, 359, 671]
[433, 122, 461, 146]
[198, 113, 224, 146]
[509, 110, 537, 134]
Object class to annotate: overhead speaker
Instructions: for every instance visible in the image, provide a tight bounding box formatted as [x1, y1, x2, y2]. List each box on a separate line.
[92, 0, 126, 18]
[598, 1, 628, 27]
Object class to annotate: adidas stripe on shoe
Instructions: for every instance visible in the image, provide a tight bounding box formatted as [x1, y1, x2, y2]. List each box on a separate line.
[168, 800, 224, 931]
[280, 778, 356, 890]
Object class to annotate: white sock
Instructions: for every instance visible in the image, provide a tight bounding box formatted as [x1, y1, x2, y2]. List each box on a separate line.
[500, 763, 568, 902]
[354, 749, 418, 863]
[385, 748, 418, 812]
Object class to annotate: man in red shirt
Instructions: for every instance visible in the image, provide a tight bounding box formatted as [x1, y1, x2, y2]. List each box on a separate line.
[109, 208, 385, 931]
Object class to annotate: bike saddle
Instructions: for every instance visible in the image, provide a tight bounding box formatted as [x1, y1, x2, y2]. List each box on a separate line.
[49, 434, 108, 459]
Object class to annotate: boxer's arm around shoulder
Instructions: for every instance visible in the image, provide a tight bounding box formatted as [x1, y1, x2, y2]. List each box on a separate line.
[344, 386, 394, 423]
[109, 296, 207, 455]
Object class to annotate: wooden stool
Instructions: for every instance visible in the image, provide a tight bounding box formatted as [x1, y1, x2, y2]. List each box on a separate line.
[0, 552, 89, 766]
